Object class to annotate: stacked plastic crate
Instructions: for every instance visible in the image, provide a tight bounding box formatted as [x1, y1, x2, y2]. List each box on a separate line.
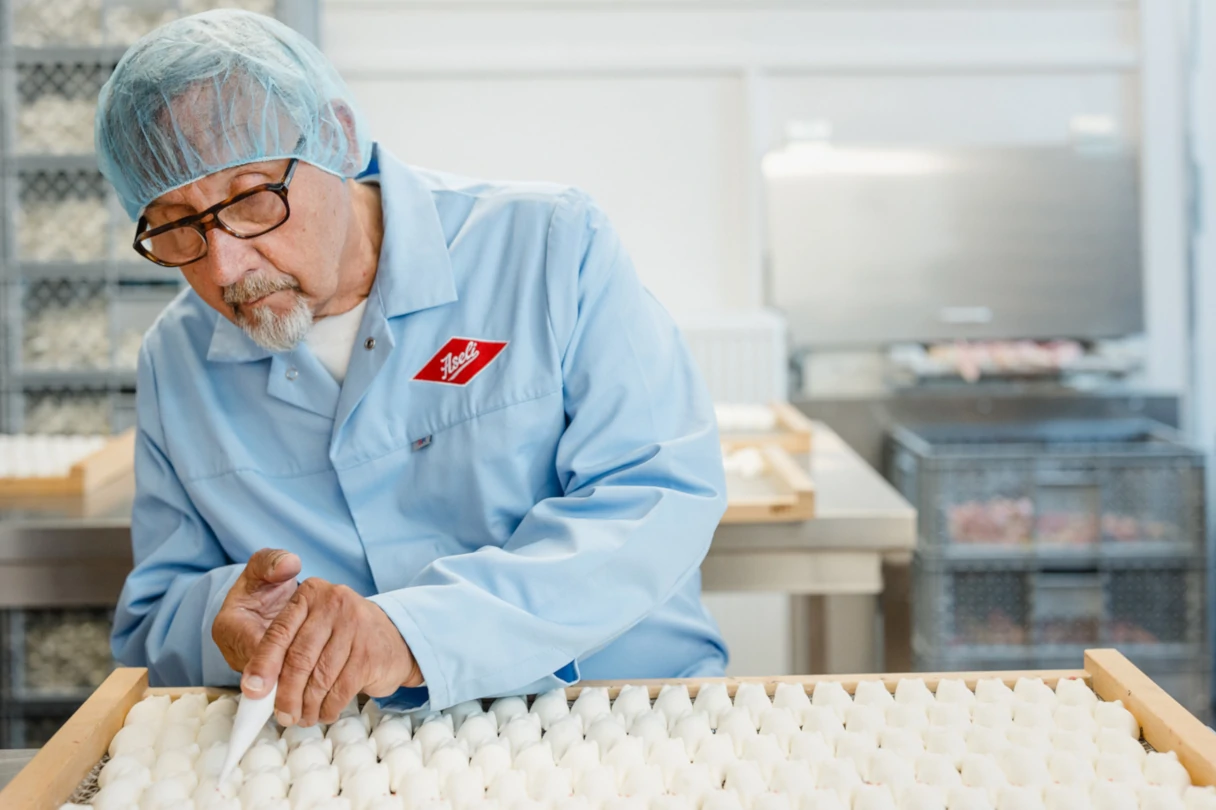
[886, 418, 1211, 721]
[0, 0, 298, 749]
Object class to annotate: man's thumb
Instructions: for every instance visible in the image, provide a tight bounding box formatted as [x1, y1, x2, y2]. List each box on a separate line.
[245, 549, 301, 588]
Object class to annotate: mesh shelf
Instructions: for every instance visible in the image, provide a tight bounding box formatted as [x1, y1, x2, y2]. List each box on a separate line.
[21, 388, 113, 434]
[888, 419, 1207, 557]
[21, 278, 109, 371]
[4, 608, 116, 702]
[17, 170, 110, 263]
[16, 62, 110, 155]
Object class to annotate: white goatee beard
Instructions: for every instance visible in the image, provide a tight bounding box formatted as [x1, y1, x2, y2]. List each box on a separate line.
[237, 292, 314, 353]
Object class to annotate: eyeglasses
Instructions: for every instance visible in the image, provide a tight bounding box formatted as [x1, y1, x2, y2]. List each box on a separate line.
[133, 159, 299, 267]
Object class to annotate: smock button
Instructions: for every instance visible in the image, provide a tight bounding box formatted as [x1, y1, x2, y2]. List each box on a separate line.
[364, 337, 376, 350]
[285, 367, 299, 381]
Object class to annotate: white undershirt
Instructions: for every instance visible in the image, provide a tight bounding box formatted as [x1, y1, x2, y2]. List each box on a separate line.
[306, 299, 368, 384]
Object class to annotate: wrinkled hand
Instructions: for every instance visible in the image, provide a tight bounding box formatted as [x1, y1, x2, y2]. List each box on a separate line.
[242, 577, 421, 726]
[212, 548, 302, 674]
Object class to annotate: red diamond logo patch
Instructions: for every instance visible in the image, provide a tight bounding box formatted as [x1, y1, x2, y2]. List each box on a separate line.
[413, 337, 508, 386]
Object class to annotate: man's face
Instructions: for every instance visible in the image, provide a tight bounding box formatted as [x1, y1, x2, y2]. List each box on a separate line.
[143, 158, 350, 351]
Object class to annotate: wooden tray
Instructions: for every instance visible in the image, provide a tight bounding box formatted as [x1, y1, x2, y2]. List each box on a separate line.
[721, 444, 815, 523]
[0, 429, 135, 497]
[5, 650, 1216, 809]
[718, 402, 814, 455]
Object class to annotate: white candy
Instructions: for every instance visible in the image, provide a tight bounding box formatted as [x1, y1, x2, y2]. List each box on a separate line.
[139, 778, 192, 810]
[671, 712, 713, 754]
[1051, 730, 1099, 759]
[960, 753, 1008, 793]
[242, 740, 288, 774]
[935, 680, 976, 707]
[854, 681, 895, 708]
[489, 697, 529, 729]
[126, 695, 173, 728]
[1051, 705, 1096, 736]
[854, 785, 898, 810]
[866, 749, 914, 790]
[814, 758, 863, 797]
[555, 739, 600, 778]
[648, 737, 691, 773]
[1094, 700, 1140, 739]
[1185, 786, 1216, 810]
[336, 740, 380, 782]
[895, 679, 936, 708]
[92, 776, 147, 810]
[330, 716, 372, 748]
[654, 685, 694, 727]
[604, 737, 646, 772]
[1047, 750, 1094, 786]
[945, 786, 994, 810]
[471, 741, 514, 783]
[1095, 752, 1146, 784]
[899, 784, 949, 810]
[929, 703, 971, 731]
[801, 789, 848, 810]
[693, 685, 734, 731]
[110, 723, 159, 758]
[530, 689, 571, 731]
[878, 727, 924, 759]
[287, 740, 336, 780]
[788, 731, 834, 763]
[998, 748, 1050, 787]
[529, 765, 572, 803]
[290, 765, 341, 806]
[717, 708, 759, 749]
[382, 745, 424, 783]
[915, 753, 963, 788]
[668, 763, 717, 799]
[692, 734, 737, 782]
[571, 689, 613, 727]
[205, 695, 240, 721]
[800, 706, 845, 741]
[1043, 785, 1092, 810]
[1054, 678, 1097, 709]
[586, 715, 628, 757]
[605, 798, 649, 810]
[374, 718, 414, 754]
[1096, 728, 1147, 763]
[885, 704, 929, 732]
[614, 685, 653, 725]
[342, 763, 391, 808]
[154, 746, 198, 777]
[541, 715, 585, 761]
[832, 730, 876, 769]
[844, 704, 886, 740]
[994, 786, 1044, 810]
[773, 683, 811, 712]
[621, 764, 666, 799]
[168, 694, 210, 723]
[733, 682, 772, 725]
[430, 743, 473, 782]
[1011, 702, 1053, 730]
[629, 711, 671, 752]
[974, 680, 1015, 706]
[972, 704, 1012, 732]
[768, 760, 816, 795]
[241, 770, 289, 807]
[446, 701, 485, 731]
[810, 682, 853, 719]
[395, 767, 442, 803]
[99, 755, 153, 789]
[574, 766, 618, 804]
[1140, 785, 1188, 810]
[750, 795, 792, 810]
[1090, 782, 1139, 810]
[1012, 678, 1056, 707]
[1145, 750, 1193, 792]
[924, 728, 968, 766]
[198, 717, 235, 750]
[500, 715, 543, 755]
[740, 735, 784, 778]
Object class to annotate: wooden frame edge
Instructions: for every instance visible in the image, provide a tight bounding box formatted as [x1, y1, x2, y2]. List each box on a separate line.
[0, 667, 148, 810]
[1086, 648, 1216, 787]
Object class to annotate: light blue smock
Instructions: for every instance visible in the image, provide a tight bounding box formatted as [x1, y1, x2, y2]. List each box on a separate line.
[112, 145, 729, 710]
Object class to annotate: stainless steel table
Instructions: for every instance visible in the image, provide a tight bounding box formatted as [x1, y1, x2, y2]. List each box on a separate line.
[703, 420, 917, 675]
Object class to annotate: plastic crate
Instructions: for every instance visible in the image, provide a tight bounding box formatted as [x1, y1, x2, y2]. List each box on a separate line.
[888, 419, 1206, 556]
[22, 389, 113, 434]
[911, 554, 1207, 656]
[3, 608, 115, 702]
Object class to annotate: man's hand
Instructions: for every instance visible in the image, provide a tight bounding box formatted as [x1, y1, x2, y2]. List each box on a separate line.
[241, 577, 422, 726]
[212, 548, 302, 676]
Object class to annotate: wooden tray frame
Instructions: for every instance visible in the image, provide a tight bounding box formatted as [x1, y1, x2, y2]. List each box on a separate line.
[0, 429, 135, 497]
[721, 444, 816, 523]
[5, 650, 1216, 809]
[719, 402, 814, 455]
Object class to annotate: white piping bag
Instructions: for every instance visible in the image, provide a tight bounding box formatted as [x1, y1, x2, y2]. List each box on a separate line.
[219, 683, 277, 783]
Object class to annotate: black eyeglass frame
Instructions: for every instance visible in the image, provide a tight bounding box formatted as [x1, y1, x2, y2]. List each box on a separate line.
[133, 158, 299, 268]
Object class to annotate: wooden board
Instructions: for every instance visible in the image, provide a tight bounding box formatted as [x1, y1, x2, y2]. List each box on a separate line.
[0, 429, 135, 497]
[721, 444, 815, 523]
[7, 650, 1216, 807]
[719, 402, 814, 454]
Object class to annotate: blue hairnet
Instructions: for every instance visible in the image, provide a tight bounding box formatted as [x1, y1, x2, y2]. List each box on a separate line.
[96, 9, 372, 220]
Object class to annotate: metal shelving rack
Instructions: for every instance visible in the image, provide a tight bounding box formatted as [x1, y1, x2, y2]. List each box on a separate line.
[0, 0, 318, 747]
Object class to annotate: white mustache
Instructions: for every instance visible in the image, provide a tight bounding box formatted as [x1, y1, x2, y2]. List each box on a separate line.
[223, 275, 301, 306]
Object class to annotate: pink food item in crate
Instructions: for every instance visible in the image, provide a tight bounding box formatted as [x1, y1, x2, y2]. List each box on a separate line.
[948, 498, 1033, 545]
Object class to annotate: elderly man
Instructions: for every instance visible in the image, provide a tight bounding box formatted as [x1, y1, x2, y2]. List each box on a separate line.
[98, 10, 727, 724]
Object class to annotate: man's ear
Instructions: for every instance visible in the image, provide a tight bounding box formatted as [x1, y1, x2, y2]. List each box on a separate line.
[326, 100, 365, 175]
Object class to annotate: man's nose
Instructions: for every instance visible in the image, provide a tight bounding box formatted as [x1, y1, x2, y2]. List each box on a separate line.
[203, 228, 259, 289]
